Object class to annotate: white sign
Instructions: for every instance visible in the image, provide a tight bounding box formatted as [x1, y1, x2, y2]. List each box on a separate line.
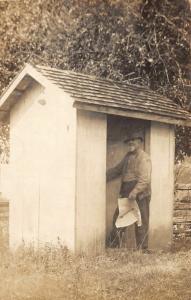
[115, 198, 142, 228]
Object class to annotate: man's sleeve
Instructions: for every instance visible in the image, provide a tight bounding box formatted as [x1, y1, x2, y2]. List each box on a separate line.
[130, 155, 151, 198]
[106, 155, 126, 181]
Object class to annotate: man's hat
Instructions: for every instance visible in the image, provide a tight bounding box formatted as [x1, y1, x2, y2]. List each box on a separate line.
[123, 131, 144, 143]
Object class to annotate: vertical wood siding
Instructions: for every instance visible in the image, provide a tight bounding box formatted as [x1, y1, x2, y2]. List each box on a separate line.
[76, 110, 107, 253]
[0, 201, 9, 247]
[9, 81, 77, 250]
[149, 122, 175, 249]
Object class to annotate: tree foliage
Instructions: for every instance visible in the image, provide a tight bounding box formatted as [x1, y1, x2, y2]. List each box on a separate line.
[63, 0, 191, 105]
[0, 0, 190, 161]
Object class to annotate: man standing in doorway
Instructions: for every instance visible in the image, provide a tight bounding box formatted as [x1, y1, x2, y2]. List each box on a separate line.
[107, 132, 152, 251]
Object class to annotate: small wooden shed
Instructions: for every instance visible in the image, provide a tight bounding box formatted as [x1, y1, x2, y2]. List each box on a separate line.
[0, 64, 191, 252]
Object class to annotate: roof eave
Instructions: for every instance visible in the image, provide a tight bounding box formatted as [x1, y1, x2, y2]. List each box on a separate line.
[1, 63, 191, 127]
[0, 64, 57, 121]
[74, 101, 191, 127]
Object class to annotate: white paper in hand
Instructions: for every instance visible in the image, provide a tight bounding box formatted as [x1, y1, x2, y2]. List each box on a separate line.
[115, 198, 142, 228]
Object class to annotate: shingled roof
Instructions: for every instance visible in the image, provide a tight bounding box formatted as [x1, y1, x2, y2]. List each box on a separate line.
[36, 65, 191, 125]
[0, 64, 191, 126]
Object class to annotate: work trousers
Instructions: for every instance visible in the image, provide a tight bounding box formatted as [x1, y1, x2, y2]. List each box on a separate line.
[135, 196, 150, 249]
[107, 181, 150, 249]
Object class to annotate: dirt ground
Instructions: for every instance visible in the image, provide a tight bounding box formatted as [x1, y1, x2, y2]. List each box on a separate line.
[0, 244, 191, 300]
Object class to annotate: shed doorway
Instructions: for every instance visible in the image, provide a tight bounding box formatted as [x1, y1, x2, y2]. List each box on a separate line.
[106, 115, 150, 248]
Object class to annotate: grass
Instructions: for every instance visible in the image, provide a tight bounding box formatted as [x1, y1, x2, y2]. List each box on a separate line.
[0, 243, 191, 300]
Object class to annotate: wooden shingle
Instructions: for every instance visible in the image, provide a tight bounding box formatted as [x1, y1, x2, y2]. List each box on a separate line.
[36, 65, 191, 125]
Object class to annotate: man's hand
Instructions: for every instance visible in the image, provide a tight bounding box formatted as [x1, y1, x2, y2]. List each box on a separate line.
[128, 191, 136, 201]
